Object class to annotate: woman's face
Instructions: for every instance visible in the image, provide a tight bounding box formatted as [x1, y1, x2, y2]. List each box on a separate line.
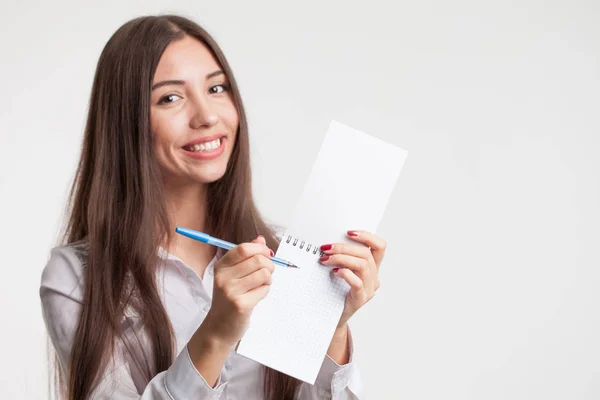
[150, 36, 239, 186]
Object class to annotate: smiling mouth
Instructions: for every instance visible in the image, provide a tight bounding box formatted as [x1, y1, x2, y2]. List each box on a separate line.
[182, 137, 222, 153]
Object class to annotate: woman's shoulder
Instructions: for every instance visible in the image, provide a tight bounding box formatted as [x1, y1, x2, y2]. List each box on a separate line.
[39, 240, 90, 373]
[39, 239, 89, 302]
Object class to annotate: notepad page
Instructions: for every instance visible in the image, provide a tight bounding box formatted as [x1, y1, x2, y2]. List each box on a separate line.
[236, 120, 408, 384]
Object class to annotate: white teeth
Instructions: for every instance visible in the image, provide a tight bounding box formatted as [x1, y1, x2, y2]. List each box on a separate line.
[186, 138, 221, 152]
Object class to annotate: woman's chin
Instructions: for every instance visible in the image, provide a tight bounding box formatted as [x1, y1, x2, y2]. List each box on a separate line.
[191, 169, 227, 184]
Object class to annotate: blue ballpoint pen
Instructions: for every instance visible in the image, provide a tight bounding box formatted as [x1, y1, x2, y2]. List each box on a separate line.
[175, 227, 299, 269]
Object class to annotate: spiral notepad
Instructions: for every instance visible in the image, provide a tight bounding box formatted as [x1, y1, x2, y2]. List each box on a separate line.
[236, 120, 408, 384]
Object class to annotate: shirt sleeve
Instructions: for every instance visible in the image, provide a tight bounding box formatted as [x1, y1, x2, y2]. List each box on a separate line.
[296, 327, 365, 400]
[39, 245, 228, 399]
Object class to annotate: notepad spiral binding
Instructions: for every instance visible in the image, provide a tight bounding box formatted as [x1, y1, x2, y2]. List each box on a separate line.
[285, 235, 326, 257]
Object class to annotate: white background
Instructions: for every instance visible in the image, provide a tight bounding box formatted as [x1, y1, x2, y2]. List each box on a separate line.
[1, 1, 599, 399]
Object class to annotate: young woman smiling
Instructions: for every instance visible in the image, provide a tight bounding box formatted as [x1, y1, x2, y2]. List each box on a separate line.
[40, 14, 386, 400]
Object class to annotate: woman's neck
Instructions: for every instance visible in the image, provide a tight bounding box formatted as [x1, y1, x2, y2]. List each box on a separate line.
[163, 182, 216, 278]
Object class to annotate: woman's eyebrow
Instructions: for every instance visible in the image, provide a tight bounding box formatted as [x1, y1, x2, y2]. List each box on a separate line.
[152, 70, 224, 91]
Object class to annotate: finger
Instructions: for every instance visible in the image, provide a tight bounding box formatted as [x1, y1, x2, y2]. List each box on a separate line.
[215, 254, 274, 292]
[218, 242, 271, 268]
[346, 230, 386, 267]
[319, 253, 370, 276]
[240, 284, 271, 308]
[334, 268, 368, 304]
[319, 242, 372, 261]
[231, 254, 275, 279]
[252, 235, 275, 257]
[233, 266, 273, 294]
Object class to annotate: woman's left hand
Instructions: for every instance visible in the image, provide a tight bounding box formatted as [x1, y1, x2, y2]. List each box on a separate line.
[319, 230, 386, 328]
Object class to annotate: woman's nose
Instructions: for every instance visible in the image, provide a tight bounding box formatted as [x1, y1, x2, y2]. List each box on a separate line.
[190, 96, 218, 128]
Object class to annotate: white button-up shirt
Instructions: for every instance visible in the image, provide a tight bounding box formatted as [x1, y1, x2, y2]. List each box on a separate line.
[39, 239, 365, 399]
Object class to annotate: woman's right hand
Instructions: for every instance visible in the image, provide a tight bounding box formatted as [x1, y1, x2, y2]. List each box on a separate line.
[187, 235, 274, 386]
[201, 235, 275, 347]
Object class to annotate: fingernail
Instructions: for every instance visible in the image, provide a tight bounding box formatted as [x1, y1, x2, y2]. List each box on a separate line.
[269, 249, 274, 257]
[332, 268, 340, 273]
[320, 244, 333, 251]
[319, 255, 331, 263]
[347, 230, 359, 237]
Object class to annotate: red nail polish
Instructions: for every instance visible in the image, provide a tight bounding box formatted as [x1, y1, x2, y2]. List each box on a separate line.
[269, 249, 274, 257]
[347, 230, 359, 237]
[319, 255, 330, 262]
[320, 244, 333, 251]
[332, 268, 340, 273]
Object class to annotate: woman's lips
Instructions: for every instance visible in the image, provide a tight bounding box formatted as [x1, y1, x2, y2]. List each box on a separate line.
[182, 133, 226, 147]
[181, 137, 226, 161]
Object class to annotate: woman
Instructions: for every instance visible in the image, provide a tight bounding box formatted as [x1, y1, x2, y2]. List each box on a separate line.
[40, 14, 385, 400]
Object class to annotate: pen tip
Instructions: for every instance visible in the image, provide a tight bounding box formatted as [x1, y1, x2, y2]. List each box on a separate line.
[291, 263, 299, 269]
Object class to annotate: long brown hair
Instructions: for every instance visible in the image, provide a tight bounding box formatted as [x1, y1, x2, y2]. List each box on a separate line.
[52, 14, 300, 400]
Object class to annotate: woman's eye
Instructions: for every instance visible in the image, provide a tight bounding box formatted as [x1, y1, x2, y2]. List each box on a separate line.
[158, 94, 181, 105]
[209, 84, 229, 94]
[157, 84, 228, 105]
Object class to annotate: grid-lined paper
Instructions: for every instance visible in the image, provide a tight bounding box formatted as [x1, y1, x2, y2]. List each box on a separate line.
[236, 120, 408, 383]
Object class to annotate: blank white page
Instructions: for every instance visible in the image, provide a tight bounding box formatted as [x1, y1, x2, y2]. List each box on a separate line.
[236, 120, 408, 383]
